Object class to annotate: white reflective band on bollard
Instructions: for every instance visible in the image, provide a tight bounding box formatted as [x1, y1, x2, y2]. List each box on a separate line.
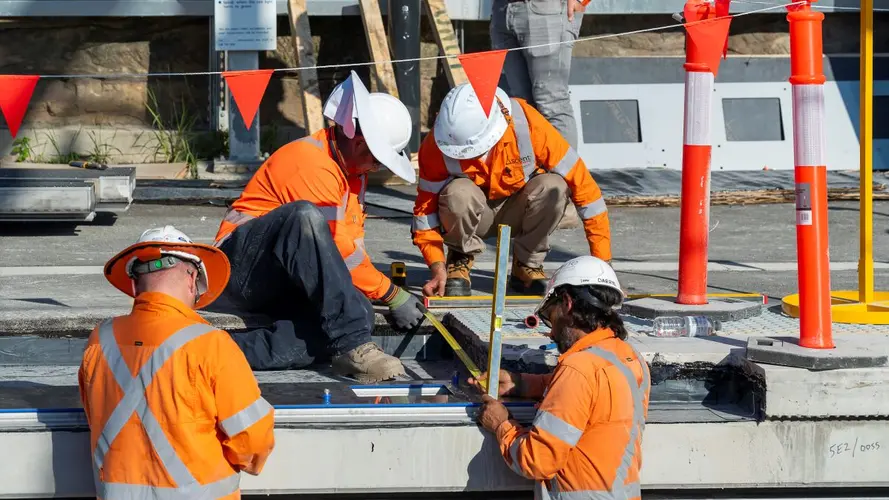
[683, 71, 714, 146]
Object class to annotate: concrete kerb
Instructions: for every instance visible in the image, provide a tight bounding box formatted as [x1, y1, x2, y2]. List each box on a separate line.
[621, 295, 764, 322]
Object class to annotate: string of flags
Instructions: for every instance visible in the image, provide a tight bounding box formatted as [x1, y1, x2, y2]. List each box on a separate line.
[0, 0, 745, 139]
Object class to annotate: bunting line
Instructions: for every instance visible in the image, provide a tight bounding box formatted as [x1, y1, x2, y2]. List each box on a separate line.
[18, 1, 802, 81]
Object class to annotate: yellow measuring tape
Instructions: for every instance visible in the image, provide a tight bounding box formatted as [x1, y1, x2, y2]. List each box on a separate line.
[422, 310, 485, 389]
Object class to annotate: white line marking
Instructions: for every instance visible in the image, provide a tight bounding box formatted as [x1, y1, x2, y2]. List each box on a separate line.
[2, 261, 886, 277]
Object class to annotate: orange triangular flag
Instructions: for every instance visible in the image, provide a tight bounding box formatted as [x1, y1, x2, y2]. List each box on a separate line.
[0, 75, 40, 139]
[457, 50, 508, 117]
[715, 0, 732, 58]
[223, 69, 273, 130]
[685, 17, 732, 77]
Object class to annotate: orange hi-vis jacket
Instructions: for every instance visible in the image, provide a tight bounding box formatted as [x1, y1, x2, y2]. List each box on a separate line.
[78, 292, 275, 499]
[496, 328, 651, 500]
[412, 98, 612, 266]
[213, 128, 395, 301]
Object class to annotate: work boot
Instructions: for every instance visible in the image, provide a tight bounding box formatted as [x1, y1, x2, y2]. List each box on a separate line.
[444, 250, 473, 297]
[332, 342, 406, 383]
[509, 262, 549, 295]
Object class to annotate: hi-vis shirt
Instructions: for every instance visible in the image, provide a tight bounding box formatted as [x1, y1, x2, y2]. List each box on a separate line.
[214, 128, 396, 301]
[78, 292, 275, 499]
[411, 98, 612, 266]
[497, 329, 651, 500]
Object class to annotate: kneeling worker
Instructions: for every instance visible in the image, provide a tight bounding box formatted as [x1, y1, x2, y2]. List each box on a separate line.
[213, 71, 424, 382]
[412, 84, 612, 297]
[471, 256, 650, 499]
[79, 225, 275, 498]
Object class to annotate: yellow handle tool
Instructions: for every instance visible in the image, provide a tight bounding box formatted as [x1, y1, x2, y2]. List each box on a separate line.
[422, 310, 484, 389]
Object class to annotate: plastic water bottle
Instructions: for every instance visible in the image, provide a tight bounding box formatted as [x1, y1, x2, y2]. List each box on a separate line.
[651, 316, 721, 337]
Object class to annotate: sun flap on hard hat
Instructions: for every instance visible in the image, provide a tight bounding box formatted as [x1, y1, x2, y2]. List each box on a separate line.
[324, 71, 416, 183]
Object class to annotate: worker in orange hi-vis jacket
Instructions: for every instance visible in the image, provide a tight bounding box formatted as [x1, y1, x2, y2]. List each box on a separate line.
[470, 256, 650, 500]
[79, 225, 275, 500]
[412, 83, 612, 298]
[211, 71, 424, 383]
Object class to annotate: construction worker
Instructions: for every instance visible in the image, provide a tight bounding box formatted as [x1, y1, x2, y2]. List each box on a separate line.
[413, 83, 611, 297]
[79, 225, 275, 499]
[490, 0, 586, 148]
[213, 71, 423, 383]
[470, 256, 650, 499]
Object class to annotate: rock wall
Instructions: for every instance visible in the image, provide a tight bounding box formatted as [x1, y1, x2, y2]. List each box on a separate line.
[0, 12, 883, 152]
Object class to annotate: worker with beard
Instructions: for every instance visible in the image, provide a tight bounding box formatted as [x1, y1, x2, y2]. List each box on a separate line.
[469, 256, 650, 500]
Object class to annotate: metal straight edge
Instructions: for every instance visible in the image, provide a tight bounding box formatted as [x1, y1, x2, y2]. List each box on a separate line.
[487, 224, 511, 399]
[0, 404, 540, 431]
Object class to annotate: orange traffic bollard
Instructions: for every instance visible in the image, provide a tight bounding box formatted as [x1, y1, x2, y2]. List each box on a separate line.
[677, 0, 718, 305]
[787, 1, 834, 348]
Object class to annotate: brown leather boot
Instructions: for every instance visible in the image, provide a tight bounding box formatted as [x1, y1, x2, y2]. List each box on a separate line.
[444, 250, 474, 297]
[509, 261, 549, 295]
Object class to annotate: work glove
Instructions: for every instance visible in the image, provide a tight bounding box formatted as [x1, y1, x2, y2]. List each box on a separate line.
[385, 287, 425, 332]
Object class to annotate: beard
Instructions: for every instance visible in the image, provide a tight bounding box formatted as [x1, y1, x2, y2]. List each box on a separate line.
[553, 324, 578, 353]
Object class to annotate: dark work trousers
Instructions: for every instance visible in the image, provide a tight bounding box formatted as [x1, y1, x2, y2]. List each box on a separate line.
[219, 201, 374, 370]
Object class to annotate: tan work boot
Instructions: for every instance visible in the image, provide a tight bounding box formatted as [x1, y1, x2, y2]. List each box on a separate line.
[332, 342, 406, 383]
[445, 250, 474, 297]
[509, 261, 549, 295]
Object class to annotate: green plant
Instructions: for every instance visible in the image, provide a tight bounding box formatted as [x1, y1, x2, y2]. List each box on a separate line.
[10, 137, 34, 162]
[143, 88, 199, 178]
[85, 128, 122, 165]
[43, 129, 81, 164]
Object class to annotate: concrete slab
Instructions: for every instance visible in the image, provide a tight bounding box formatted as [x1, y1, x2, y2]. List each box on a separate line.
[745, 336, 889, 370]
[622, 295, 763, 321]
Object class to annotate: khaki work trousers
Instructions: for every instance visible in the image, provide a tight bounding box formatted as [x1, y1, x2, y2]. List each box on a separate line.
[438, 173, 571, 268]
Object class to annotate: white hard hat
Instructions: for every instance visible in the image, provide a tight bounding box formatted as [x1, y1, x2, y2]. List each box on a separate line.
[433, 83, 510, 160]
[323, 71, 416, 183]
[534, 256, 623, 318]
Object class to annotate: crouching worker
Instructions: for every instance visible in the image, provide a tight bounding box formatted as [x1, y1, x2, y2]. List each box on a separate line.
[79, 225, 275, 499]
[212, 71, 424, 383]
[471, 256, 650, 500]
[413, 84, 612, 298]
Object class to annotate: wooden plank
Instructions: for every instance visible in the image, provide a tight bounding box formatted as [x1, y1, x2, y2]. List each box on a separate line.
[423, 0, 468, 87]
[287, 0, 326, 134]
[358, 0, 400, 97]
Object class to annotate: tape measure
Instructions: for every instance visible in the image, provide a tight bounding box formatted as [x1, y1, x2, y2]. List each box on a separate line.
[390, 261, 407, 287]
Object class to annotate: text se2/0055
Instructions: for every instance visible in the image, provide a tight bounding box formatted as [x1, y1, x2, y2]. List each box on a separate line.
[829, 440, 881, 458]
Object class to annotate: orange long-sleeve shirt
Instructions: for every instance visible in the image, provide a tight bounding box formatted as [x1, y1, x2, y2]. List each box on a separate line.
[214, 129, 394, 301]
[78, 292, 275, 498]
[412, 98, 612, 266]
[496, 329, 650, 499]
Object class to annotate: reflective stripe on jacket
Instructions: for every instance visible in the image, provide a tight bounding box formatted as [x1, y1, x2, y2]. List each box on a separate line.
[496, 329, 651, 500]
[412, 97, 612, 266]
[78, 292, 275, 499]
[213, 128, 394, 301]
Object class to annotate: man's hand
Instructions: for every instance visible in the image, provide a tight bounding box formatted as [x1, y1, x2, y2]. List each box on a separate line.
[422, 262, 447, 297]
[385, 287, 425, 331]
[568, 0, 586, 21]
[468, 369, 521, 397]
[477, 394, 510, 432]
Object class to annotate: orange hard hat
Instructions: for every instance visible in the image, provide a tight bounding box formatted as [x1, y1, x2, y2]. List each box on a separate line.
[104, 225, 230, 309]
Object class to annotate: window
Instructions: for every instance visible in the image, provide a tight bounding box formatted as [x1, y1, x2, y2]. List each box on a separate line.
[579, 100, 642, 143]
[722, 97, 785, 141]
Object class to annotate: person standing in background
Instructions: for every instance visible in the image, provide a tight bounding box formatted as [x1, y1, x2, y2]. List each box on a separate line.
[490, 0, 586, 149]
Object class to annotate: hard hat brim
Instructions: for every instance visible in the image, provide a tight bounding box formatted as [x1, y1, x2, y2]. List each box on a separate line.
[350, 72, 417, 183]
[104, 241, 231, 309]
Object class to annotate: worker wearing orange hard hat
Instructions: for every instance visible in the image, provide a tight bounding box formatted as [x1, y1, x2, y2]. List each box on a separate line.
[212, 71, 423, 383]
[79, 225, 275, 499]
[412, 83, 612, 298]
[471, 256, 650, 500]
